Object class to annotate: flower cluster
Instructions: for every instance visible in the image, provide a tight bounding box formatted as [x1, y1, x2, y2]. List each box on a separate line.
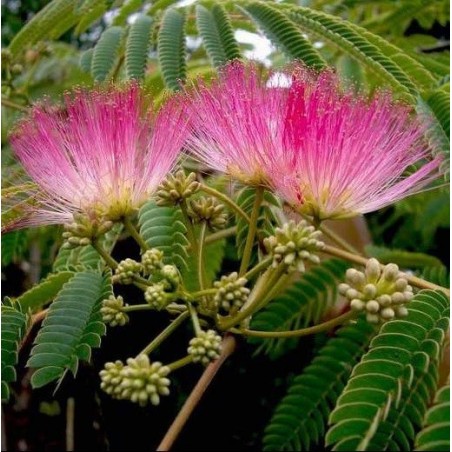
[188, 196, 228, 230]
[113, 258, 143, 285]
[264, 220, 324, 272]
[100, 355, 171, 406]
[156, 170, 200, 206]
[340, 258, 413, 324]
[213, 273, 250, 314]
[187, 330, 222, 366]
[7, 84, 187, 230]
[101, 295, 129, 327]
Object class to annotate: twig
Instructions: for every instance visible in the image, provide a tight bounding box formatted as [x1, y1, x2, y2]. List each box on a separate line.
[1, 98, 28, 112]
[66, 398, 75, 451]
[156, 335, 237, 451]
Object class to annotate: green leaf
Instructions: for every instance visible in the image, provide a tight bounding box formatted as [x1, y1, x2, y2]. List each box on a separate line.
[113, 0, 145, 26]
[158, 8, 186, 90]
[79, 48, 94, 73]
[196, 4, 241, 68]
[250, 259, 349, 359]
[1, 300, 31, 400]
[1, 230, 28, 266]
[241, 2, 326, 69]
[28, 271, 111, 389]
[91, 26, 124, 82]
[326, 290, 450, 451]
[125, 15, 153, 79]
[74, 0, 108, 35]
[8, 0, 76, 56]
[263, 319, 375, 451]
[16, 272, 74, 313]
[415, 383, 450, 451]
[138, 201, 189, 270]
[181, 238, 226, 291]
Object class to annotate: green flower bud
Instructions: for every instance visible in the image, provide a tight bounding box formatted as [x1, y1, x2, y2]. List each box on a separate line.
[340, 259, 413, 324]
[213, 272, 250, 314]
[101, 295, 129, 327]
[113, 258, 142, 284]
[156, 170, 200, 206]
[141, 248, 164, 275]
[116, 355, 171, 407]
[160, 265, 180, 290]
[264, 220, 324, 273]
[188, 197, 228, 231]
[100, 361, 125, 399]
[144, 283, 169, 310]
[188, 330, 222, 366]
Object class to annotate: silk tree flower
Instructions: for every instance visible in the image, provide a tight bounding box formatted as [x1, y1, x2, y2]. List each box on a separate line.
[185, 63, 441, 220]
[7, 84, 188, 229]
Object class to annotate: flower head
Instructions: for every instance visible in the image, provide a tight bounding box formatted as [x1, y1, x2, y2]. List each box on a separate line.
[186, 63, 440, 219]
[8, 84, 188, 229]
[185, 63, 289, 185]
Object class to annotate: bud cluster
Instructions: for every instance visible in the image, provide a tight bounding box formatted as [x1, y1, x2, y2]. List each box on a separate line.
[188, 196, 228, 230]
[101, 295, 129, 327]
[141, 249, 164, 275]
[340, 258, 413, 324]
[213, 272, 250, 314]
[156, 170, 200, 206]
[113, 258, 143, 284]
[62, 214, 113, 248]
[187, 330, 222, 366]
[144, 283, 169, 310]
[264, 220, 324, 272]
[100, 355, 171, 406]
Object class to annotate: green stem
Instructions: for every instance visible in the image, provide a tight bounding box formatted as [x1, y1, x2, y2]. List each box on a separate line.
[239, 186, 264, 276]
[323, 244, 450, 295]
[299, 212, 360, 254]
[205, 226, 236, 244]
[138, 311, 190, 356]
[180, 201, 198, 251]
[219, 264, 286, 330]
[167, 355, 194, 372]
[200, 185, 250, 223]
[189, 288, 218, 299]
[232, 310, 356, 338]
[123, 216, 149, 251]
[122, 304, 154, 312]
[92, 241, 118, 269]
[243, 256, 273, 280]
[188, 303, 202, 336]
[198, 222, 208, 291]
[1, 98, 28, 112]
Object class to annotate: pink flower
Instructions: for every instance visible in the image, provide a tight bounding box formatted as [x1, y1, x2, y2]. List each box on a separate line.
[7, 85, 188, 229]
[186, 63, 441, 220]
[185, 63, 289, 185]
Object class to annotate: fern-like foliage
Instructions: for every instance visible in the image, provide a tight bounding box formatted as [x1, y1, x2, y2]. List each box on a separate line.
[91, 26, 124, 82]
[250, 259, 349, 359]
[158, 8, 186, 91]
[1, 299, 31, 401]
[27, 271, 111, 389]
[181, 238, 226, 292]
[74, 0, 108, 35]
[235, 187, 280, 260]
[241, 3, 326, 69]
[421, 265, 450, 288]
[326, 290, 450, 451]
[8, 0, 76, 56]
[415, 383, 450, 451]
[125, 14, 153, 79]
[263, 319, 375, 451]
[419, 88, 450, 179]
[195, 4, 241, 69]
[79, 48, 94, 73]
[113, 0, 145, 26]
[16, 272, 74, 313]
[138, 201, 189, 271]
[282, 4, 419, 100]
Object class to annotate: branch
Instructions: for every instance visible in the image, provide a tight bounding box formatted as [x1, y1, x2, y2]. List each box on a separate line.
[156, 335, 237, 451]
